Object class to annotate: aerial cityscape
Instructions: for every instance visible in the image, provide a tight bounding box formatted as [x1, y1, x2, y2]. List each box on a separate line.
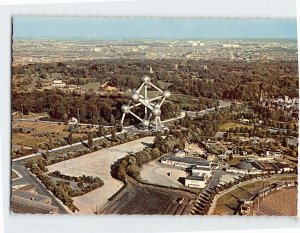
[11, 17, 298, 215]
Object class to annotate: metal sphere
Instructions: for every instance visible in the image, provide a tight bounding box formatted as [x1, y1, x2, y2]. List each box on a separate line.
[142, 75, 151, 83]
[162, 90, 171, 98]
[144, 98, 150, 105]
[141, 119, 150, 127]
[152, 107, 161, 116]
[121, 105, 130, 113]
[131, 92, 140, 102]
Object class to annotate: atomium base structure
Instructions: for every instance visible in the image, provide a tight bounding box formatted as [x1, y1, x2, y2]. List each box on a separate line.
[121, 75, 185, 131]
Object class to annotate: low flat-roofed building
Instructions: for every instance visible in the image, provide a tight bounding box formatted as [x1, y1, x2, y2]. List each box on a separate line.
[191, 165, 212, 176]
[161, 154, 212, 169]
[12, 190, 52, 205]
[51, 80, 66, 88]
[252, 161, 294, 173]
[227, 161, 261, 174]
[185, 175, 206, 188]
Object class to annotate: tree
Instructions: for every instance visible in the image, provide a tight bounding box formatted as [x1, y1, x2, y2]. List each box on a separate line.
[49, 101, 67, 120]
[97, 125, 103, 137]
[151, 148, 161, 159]
[111, 127, 117, 142]
[110, 115, 116, 126]
[123, 132, 128, 140]
[126, 164, 140, 178]
[30, 164, 41, 175]
[33, 143, 38, 155]
[153, 132, 164, 150]
[67, 131, 73, 144]
[282, 137, 288, 147]
[88, 132, 93, 148]
[48, 136, 53, 150]
[77, 180, 84, 189]
[37, 162, 47, 172]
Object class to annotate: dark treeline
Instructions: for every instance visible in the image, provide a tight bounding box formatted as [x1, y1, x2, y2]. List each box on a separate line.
[12, 89, 125, 124]
[13, 59, 298, 101]
[12, 89, 181, 125]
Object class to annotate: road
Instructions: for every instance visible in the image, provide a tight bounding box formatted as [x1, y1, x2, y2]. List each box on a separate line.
[12, 161, 70, 214]
[186, 100, 231, 118]
[12, 125, 136, 162]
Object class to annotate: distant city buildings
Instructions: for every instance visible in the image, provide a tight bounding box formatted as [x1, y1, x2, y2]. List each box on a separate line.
[12, 39, 298, 66]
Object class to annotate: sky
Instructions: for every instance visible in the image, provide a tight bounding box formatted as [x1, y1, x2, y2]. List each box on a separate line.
[13, 17, 297, 40]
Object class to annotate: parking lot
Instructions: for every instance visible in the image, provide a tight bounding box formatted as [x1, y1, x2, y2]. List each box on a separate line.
[47, 136, 154, 214]
[140, 159, 188, 187]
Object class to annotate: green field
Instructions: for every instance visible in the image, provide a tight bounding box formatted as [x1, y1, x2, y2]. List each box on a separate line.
[157, 80, 172, 89]
[11, 171, 19, 179]
[80, 82, 101, 91]
[220, 121, 253, 131]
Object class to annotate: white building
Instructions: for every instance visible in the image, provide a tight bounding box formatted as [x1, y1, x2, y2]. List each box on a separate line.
[185, 175, 206, 188]
[51, 80, 66, 88]
[161, 153, 212, 169]
[191, 165, 212, 176]
[68, 117, 78, 125]
[226, 162, 261, 175]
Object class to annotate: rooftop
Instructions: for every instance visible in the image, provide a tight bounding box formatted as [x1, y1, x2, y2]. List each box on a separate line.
[234, 161, 255, 170]
[163, 154, 211, 167]
[12, 190, 51, 203]
[186, 175, 205, 181]
[11, 196, 58, 214]
[191, 165, 211, 171]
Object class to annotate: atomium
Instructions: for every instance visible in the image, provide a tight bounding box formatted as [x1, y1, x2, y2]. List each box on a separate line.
[120, 75, 183, 131]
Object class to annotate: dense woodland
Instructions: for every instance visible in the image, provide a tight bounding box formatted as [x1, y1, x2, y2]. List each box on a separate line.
[12, 59, 298, 124]
[13, 59, 298, 99]
[12, 89, 180, 125]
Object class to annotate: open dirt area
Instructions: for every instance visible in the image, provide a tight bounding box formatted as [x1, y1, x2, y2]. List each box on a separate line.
[99, 179, 196, 215]
[140, 159, 188, 187]
[256, 188, 297, 216]
[185, 143, 206, 155]
[46, 136, 154, 214]
[219, 174, 241, 184]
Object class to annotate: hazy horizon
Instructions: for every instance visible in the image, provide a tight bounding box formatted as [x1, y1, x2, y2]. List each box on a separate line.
[13, 17, 297, 40]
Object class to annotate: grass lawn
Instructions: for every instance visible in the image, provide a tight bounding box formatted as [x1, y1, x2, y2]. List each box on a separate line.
[12, 121, 103, 149]
[157, 80, 172, 89]
[227, 157, 243, 166]
[80, 82, 101, 91]
[11, 171, 19, 179]
[13, 121, 67, 147]
[220, 121, 253, 131]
